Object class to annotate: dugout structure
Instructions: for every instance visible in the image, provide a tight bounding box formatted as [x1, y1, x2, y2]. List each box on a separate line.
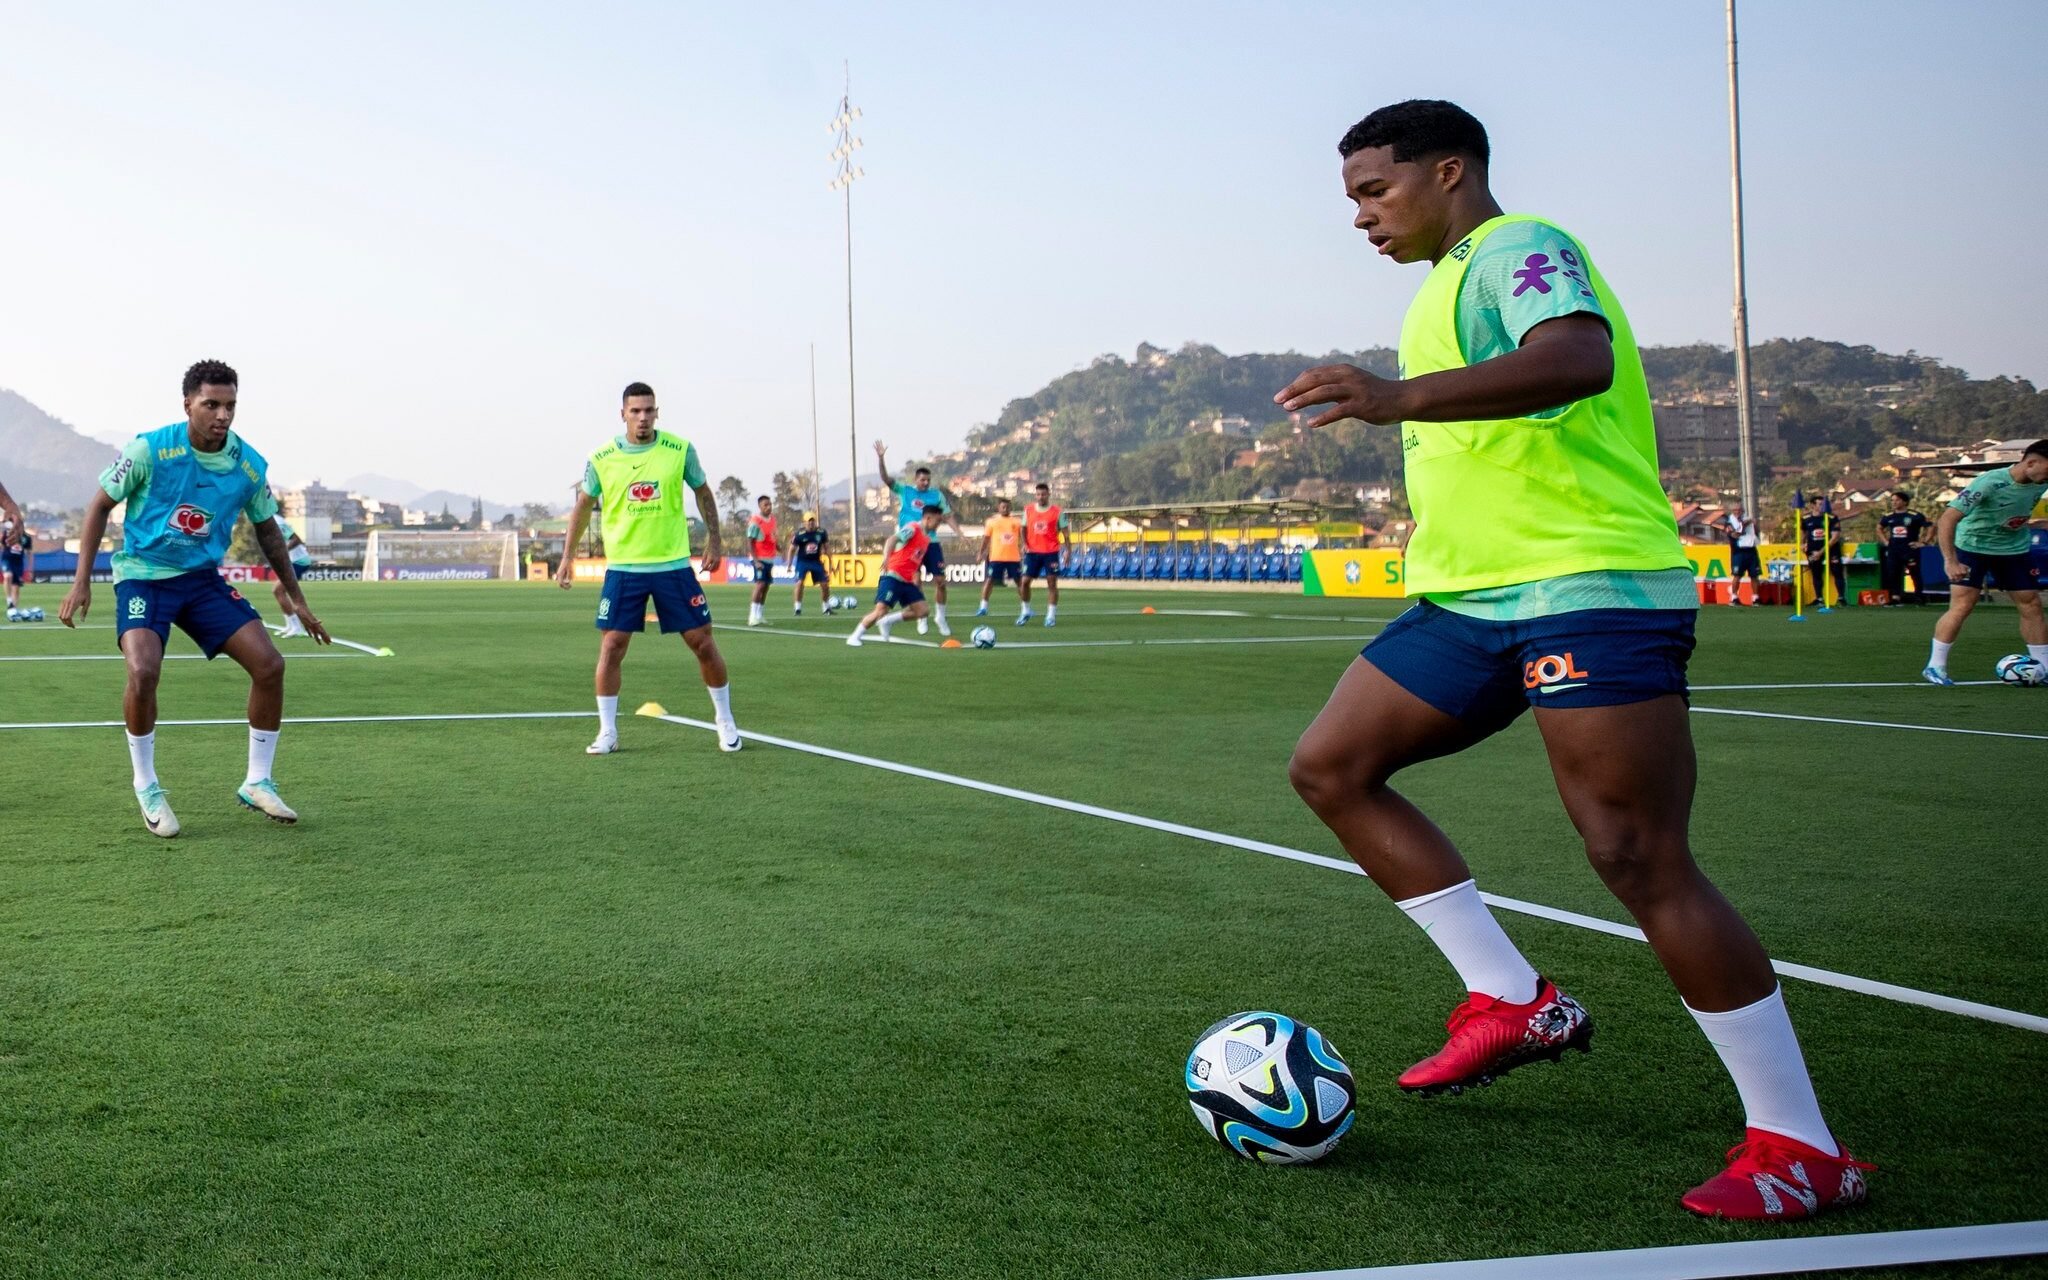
[362, 529, 520, 582]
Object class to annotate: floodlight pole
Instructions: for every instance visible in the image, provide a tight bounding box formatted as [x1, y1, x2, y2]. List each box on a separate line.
[828, 64, 866, 549]
[1727, 0, 1759, 520]
[809, 343, 823, 517]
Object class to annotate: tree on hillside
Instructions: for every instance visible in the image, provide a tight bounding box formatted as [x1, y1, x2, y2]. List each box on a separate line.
[770, 471, 805, 527]
[715, 475, 750, 523]
[521, 501, 552, 525]
[227, 514, 262, 566]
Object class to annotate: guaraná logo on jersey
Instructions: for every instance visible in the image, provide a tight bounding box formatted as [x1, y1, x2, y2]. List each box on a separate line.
[627, 480, 661, 504]
[1523, 652, 1591, 693]
[169, 504, 214, 536]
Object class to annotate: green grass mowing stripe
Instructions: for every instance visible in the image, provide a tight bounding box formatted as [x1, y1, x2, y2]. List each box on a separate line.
[1217, 1219, 2048, 1280]
[645, 711, 2048, 1035]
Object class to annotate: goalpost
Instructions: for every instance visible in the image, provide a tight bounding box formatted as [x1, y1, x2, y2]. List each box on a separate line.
[362, 529, 520, 582]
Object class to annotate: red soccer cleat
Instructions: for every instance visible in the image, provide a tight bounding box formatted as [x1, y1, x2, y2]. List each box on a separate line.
[1682, 1128, 1873, 1221]
[1397, 978, 1592, 1095]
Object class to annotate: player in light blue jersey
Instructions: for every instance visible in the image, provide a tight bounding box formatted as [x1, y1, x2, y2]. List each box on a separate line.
[59, 360, 330, 837]
[1923, 440, 2048, 684]
[873, 440, 962, 636]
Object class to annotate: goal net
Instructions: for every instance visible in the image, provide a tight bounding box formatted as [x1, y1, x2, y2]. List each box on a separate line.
[363, 530, 520, 582]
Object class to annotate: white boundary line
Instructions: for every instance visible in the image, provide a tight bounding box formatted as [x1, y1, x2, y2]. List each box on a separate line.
[0, 711, 590, 731]
[716, 624, 1377, 651]
[1692, 706, 2048, 741]
[646, 713, 2048, 1035]
[0, 651, 362, 663]
[1216, 1219, 2048, 1280]
[1691, 680, 2003, 690]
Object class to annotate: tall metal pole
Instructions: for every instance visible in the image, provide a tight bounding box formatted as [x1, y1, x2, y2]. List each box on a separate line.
[828, 64, 865, 549]
[1727, 0, 1759, 521]
[808, 343, 823, 517]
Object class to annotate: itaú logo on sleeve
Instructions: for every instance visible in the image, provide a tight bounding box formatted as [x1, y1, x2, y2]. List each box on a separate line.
[168, 504, 214, 536]
[627, 480, 661, 504]
[1523, 652, 1590, 693]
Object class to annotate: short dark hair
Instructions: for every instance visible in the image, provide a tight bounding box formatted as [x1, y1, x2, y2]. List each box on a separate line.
[915, 466, 931, 478]
[2025, 439, 2048, 460]
[1894, 490, 1912, 500]
[1338, 99, 1489, 166]
[182, 359, 237, 398]
[757, 494, 771, 504]
[1035, 481, 1049, 491]
[622, 381, 655, 402]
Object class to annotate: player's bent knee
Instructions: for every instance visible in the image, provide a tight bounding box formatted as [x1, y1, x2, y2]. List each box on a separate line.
[1288, 740, 1370, 812]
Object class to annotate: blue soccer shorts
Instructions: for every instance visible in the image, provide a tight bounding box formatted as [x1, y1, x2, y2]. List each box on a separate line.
[985, 560, 1021, 585]
[1023, 551, 1060, 578]
[114, 569, 262, 658]
[795, 560, 829, 585]
[597, 568, 713, 634]
[1361, 601, 1696, 734]
[1953, 549, 2042, 593]
[876, 575, 925, 609]
[920, 542, 946, 578]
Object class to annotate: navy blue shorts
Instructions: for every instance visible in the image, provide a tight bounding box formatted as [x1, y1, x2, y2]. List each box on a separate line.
[597, 568, 712, 634]
[876, 575, 924, 609]
[1024, 551, 1060, 578]
[795, 560, 828, 585]
[115, 569, 262, 658]
[1954, 549, 2042, 593]
[2, 552, 22, 580]
[985, 560, 1021, 585]
[920, 542, 946, 578]
[1362, 601, 1696, 733]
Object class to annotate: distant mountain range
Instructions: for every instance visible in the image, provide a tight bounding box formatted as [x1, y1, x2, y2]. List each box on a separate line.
[0, 389, 121, 507]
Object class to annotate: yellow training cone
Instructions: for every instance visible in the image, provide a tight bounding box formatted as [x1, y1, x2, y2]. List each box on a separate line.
[635, 701, 669, 717]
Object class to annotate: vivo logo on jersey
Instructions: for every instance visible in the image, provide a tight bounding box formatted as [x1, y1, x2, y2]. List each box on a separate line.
[628, 481, 661, 503]
[169, 504, 214, 536]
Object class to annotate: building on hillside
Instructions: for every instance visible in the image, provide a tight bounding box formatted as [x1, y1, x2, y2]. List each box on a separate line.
[1670, 502, 1729, 544]
[1653, 393, 1783, 461]
[1188, 415, 1252, 438]
[1230, 450, 1259, 471]
[1832, 476, 1899, 505]
[276, 481, 367, 531]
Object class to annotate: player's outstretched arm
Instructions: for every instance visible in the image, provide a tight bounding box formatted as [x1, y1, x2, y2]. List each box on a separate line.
[1276, 314, 1614, 428]
[254, 517, 329, 644]
[0, 480, 20, 534]
[60, 489, 116, 627]
[692, 483, 724, 576]
[872, 440, 894, 492]
[558, 491, 596, 589]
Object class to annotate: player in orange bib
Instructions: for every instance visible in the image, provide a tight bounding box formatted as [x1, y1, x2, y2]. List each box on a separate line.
[745, 495, 778, 626]
[976, 497, 1025, 620]
[1018, 482, 1066, 627]
[847, 504, 944, 646]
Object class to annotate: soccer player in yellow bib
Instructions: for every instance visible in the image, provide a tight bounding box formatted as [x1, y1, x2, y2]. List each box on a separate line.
[1278, 101, 1867, 1220]
[558, 382, 741, 755]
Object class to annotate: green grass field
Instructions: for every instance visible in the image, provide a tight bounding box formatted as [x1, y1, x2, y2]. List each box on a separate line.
[2, 579, 2043, 1279]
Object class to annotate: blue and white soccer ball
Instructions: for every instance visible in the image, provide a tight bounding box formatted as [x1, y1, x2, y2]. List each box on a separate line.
[836, 595, 859, 612]
[27, 608, 43, 622]
[970, 625, 997, 649]
[1995, 654, 2047, 686]
[1185, 1011, 1356, 1164]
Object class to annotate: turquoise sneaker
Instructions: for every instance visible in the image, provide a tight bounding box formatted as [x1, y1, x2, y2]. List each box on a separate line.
[136, 782, 180, 839]
[237, 778, 299, 824]
[1921, 664, 1954, 687]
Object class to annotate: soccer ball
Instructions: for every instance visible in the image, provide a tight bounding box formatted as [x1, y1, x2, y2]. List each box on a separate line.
[1995, 654, 2047, 686]
[1185, 1011, 1356, 1164]
[970, 626, 997, 649]
[27, 608, 43, 622]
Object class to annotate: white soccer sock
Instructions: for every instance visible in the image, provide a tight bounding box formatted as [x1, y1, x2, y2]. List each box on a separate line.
[794, 601, 803, 615]
[1929, 638, 1953, 669]
[246, 727, 279, 786]
[1395, 879, 1541, 1004]
[707, 682, 733, 725]
[935, 605, 948, 626]
[2029, 643, 2048, 666]
[879, 610, 905, 629]
[1686, 986, 1837, 1155]
[851, 619, 869, 637]
[1046, 604, 1057, 621]
[127, 731, 157, 789]
[596, 695, 619, 738]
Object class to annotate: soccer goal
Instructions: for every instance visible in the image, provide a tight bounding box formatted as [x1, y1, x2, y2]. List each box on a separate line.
[362, 529, 520, 582]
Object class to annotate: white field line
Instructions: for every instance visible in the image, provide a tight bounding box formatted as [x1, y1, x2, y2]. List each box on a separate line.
[0, 711, 591, 731]
[716, 624, 1377, 651]
[1691, 680, 2003, 690]
[646, 713, 2048, 1035]
[1215, 1219, 2048, 1280]
[0, 651, 361, 663]
[1692, 706, 2048, 742]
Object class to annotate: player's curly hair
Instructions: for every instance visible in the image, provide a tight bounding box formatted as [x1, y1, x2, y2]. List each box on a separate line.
[182, 359, 238, 397]
[622, 381, 655, 402]
[1338, 100, 1489, 166]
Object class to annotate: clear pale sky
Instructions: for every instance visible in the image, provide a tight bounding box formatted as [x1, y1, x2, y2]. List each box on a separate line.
[2, 1, 2042, 502]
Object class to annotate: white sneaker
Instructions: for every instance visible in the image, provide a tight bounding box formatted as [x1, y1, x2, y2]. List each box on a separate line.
[280, 616, 306, 638]
[846, 633, 864, 647]
[717, 721, 743, 752]
[937, 622, 952, 638]
[916, 617, 929, 635]
[878, 619, 896, 642]
[747, 616, 764, 627]
[136, 782, 179, 838]
[586, 732, 619, 754]
[237, 778, 298, 824]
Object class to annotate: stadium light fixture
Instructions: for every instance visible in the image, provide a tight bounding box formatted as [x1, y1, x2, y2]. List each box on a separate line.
[829, 66, 865, 547]
[1727, 0, 1759, 519]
